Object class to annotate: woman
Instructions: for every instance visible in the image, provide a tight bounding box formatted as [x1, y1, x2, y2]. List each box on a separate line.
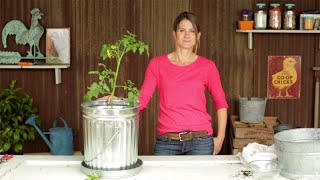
[103, 11, 228, 155]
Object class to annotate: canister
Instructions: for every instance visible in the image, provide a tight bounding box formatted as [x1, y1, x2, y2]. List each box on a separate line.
[254, 3, 267, 29]
[283, 4, 296, 30]
[304, 17, 314, 30]
[269, 3, 281, 29]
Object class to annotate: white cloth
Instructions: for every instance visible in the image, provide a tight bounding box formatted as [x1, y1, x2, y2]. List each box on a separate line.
[236, 142, 277, 167]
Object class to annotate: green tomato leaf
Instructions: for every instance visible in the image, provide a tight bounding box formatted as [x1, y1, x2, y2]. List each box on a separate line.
[132, 46, 137, 53]
[139, 47, 145, 55]
[103, 84, 110, 92]
[86, 173, 100, 180]
[88, 71, 100, 75]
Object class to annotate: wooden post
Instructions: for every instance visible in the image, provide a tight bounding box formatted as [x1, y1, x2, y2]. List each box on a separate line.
[312, 67, 320, 128]
[314, 77, 319, 128]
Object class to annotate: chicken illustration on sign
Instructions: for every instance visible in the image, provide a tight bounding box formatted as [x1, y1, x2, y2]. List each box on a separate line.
[267, 56, 301, 99]
[45, 28, 70, 64]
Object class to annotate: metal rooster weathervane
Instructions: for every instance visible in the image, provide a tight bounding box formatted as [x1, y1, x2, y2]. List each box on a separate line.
[0, 8, 46, 64]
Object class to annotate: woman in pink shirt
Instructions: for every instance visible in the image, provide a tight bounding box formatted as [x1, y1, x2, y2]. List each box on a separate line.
[103, 11, 228, 155]
[140, 11, 228, 155]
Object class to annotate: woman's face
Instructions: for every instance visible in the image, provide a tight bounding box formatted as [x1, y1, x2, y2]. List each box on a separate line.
[173, 19, 200, 50]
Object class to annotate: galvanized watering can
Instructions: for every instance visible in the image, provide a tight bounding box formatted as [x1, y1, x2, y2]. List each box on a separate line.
[25, 116, 74, 155]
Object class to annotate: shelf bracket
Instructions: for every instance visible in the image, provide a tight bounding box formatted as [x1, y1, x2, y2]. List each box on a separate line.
[55, 68, 61, 84]
[248, 32, 253, 49]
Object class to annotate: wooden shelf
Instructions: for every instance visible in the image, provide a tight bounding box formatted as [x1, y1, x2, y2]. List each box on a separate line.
[0, 64, 70, 84]
[236, 29, 320, 33]
[236, 29, 320, 49]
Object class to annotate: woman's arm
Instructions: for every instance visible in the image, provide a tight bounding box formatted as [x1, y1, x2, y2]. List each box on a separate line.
[205, 61, 228, 155]
[213, 108, 227, 155]
[137, 58, 158, 110]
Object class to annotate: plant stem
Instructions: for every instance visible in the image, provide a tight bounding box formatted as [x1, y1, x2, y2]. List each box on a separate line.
[110, 47, 126, 100]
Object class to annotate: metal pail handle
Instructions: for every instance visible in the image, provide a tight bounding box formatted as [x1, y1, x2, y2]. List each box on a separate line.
[84, 126, 121, 163]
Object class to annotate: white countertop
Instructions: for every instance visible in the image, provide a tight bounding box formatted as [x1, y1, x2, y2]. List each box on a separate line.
[0, 155, 288, 180]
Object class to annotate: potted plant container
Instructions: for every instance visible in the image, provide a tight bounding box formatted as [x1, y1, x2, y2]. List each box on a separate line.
[81, 31, 149, 179]
[239, 9, 254, 30]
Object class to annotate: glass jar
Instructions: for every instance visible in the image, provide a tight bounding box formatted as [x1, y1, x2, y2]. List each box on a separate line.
[254, 3, 267, 29]
[304, 16, 315, 30]
[269, 3, 281, 29]
[283, 3, 296, 30]
[242, 14, 249, 21]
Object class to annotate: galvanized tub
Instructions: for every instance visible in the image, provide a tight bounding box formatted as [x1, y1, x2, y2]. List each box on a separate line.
[274, 128, 320, 179]
[273, 123, 298, 134]
[80, 100, 142, 178]
[239, 96, 267, 123]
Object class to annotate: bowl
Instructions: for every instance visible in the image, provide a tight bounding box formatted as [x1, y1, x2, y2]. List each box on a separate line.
[250, 160, 281, 180]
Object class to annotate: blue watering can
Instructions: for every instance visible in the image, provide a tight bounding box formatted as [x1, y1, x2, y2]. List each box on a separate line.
[25, 116, 74, 155]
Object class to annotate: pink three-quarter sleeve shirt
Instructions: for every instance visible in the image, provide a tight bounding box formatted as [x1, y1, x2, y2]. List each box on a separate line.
[138, 54, 229, 136]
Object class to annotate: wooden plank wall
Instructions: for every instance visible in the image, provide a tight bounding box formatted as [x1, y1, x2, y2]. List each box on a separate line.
[252, 0, 320, 128]
[0, 0, 319, 155]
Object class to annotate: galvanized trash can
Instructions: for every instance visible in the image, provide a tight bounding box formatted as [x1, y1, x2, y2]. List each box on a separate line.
[274, 128, 320, 179]
[80, 100, 142, 178]
[239, 96, 267, 123]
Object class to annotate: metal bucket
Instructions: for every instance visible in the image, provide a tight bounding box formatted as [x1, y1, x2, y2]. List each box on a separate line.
[273, 124, 298, 134]
[239, 96, 267, 123]
[80, 100, 142, 178]
[274, 128, 320, 179]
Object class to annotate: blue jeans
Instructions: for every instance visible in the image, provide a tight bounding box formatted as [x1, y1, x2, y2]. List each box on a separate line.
[154, 135, 214, 155]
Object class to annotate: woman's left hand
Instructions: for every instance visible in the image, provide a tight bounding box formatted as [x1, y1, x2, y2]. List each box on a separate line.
[213, 136, 224, 155]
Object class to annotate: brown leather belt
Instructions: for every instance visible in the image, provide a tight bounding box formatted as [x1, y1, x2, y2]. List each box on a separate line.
[160, 130, 208, 141]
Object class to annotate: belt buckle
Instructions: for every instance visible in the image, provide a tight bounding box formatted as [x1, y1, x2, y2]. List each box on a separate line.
[178, 131, 188, 141]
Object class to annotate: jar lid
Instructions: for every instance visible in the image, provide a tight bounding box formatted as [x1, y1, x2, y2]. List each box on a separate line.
[270, 3, 280, 7]
[304, 15, 314, 18]
[285, 3, 295, 7]
[256, 3, 266, 7]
